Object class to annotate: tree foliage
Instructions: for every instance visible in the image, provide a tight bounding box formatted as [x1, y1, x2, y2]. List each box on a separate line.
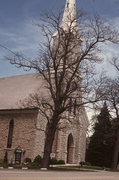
[98, 58, 119, 170]
[86, 102, 115, 168]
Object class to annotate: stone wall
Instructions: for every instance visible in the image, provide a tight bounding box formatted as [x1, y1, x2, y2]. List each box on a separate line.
[0, 107, 88, 164]
[51, 108, 89, 164]
[0, 109, 38, 162]
[32, 112, 47, 158]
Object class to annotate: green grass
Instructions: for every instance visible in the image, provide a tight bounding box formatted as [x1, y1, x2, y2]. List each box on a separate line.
[81, 165, 104, 170]
[48, 166, 95, 172]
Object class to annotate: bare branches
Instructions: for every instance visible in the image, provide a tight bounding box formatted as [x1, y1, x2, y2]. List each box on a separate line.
[110, 57, 119, 72]
[99, 77, 119, 118]
[6, 9, 119, 122]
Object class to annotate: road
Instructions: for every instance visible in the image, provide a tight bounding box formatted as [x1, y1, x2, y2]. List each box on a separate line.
[0, 169, 119, 180]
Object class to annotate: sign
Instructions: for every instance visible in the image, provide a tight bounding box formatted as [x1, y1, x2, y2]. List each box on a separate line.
[50, 153, 55, 159]
[14, 147, 22, 164]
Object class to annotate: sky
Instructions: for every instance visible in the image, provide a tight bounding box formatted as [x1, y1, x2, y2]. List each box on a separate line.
[0, 0, 119, 78]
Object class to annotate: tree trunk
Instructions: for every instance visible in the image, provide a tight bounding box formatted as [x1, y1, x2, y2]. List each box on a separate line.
[111, 130, 119, 170]
[41, 122, 57, 168]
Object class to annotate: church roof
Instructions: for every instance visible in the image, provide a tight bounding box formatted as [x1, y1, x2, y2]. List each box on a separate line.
[0, 73, 45, 110]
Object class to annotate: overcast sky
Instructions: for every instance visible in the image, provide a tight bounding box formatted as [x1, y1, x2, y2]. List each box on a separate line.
[0, 0, 119, 77]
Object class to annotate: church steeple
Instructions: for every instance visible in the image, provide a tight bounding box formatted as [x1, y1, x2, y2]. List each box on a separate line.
[61, 0, 77, 31]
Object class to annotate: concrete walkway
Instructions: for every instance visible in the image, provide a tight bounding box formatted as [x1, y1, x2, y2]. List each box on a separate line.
[0, 169, 119, 180]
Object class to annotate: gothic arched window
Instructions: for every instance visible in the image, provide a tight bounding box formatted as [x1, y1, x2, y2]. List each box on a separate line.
[69, 97, 73, 113]
[7, 119, 14, 148]
[67, 2, 69, 8]
[70, 81, 77, 91]
[73, 99, 77, 115]
[69, 98, 77, 115]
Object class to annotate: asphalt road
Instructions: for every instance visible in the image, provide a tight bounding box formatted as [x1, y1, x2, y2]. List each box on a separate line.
[0, 169, 119, 180]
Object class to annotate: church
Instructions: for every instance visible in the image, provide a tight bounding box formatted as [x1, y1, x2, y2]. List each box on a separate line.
[0, 0, 89, 165]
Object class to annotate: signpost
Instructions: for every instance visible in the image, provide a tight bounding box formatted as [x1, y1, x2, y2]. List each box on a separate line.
[14, 147, 22, 164]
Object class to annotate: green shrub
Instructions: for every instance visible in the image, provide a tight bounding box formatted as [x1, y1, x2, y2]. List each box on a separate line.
[3, 162, 8, 168]
[83, 162, 91, 166]
[0, 159, 3, 164]
[50, 158, 58, 165]
[79, 161, 85, 167]
[3, 152, 8, 163]
[33, 155, 42, 165]
[50, 158, 65, 165]
[24, 158, 32, 164]
[29, 162, 41, 169]
[58, 160, 65, 164]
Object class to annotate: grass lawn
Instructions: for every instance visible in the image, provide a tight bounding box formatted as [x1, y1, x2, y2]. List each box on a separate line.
[49, 165, 99, 171]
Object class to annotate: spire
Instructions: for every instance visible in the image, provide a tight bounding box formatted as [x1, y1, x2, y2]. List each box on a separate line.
[61, 0, 77, 31]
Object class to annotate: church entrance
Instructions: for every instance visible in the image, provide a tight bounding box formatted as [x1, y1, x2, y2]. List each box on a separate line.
[67, 133, 74, 164]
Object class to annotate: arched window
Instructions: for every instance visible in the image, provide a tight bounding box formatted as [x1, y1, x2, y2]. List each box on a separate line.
[69, 97, 73, 113]
[7, 119, 14, 148]
[73, 99, 77, 115]
[67, 133, 74, 163]
[69, 98, 77, 115]
[67, 2, 69, 8]
[70, 81, 77, 91]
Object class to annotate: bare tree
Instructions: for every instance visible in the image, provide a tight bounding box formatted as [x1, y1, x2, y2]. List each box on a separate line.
[7, 8, 119, 168]
[111, 57, 119, 72]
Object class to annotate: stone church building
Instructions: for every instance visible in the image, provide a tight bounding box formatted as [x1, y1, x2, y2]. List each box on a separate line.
[0, 0, 89, 164]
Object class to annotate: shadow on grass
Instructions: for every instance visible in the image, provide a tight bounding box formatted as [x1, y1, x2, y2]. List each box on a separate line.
[48, 166, 95, 172]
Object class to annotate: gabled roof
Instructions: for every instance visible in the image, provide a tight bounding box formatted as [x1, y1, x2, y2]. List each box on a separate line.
[0, 73, 45, 110]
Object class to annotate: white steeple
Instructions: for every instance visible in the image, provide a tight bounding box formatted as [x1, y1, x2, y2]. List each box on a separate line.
[61, 0, 77, 31]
